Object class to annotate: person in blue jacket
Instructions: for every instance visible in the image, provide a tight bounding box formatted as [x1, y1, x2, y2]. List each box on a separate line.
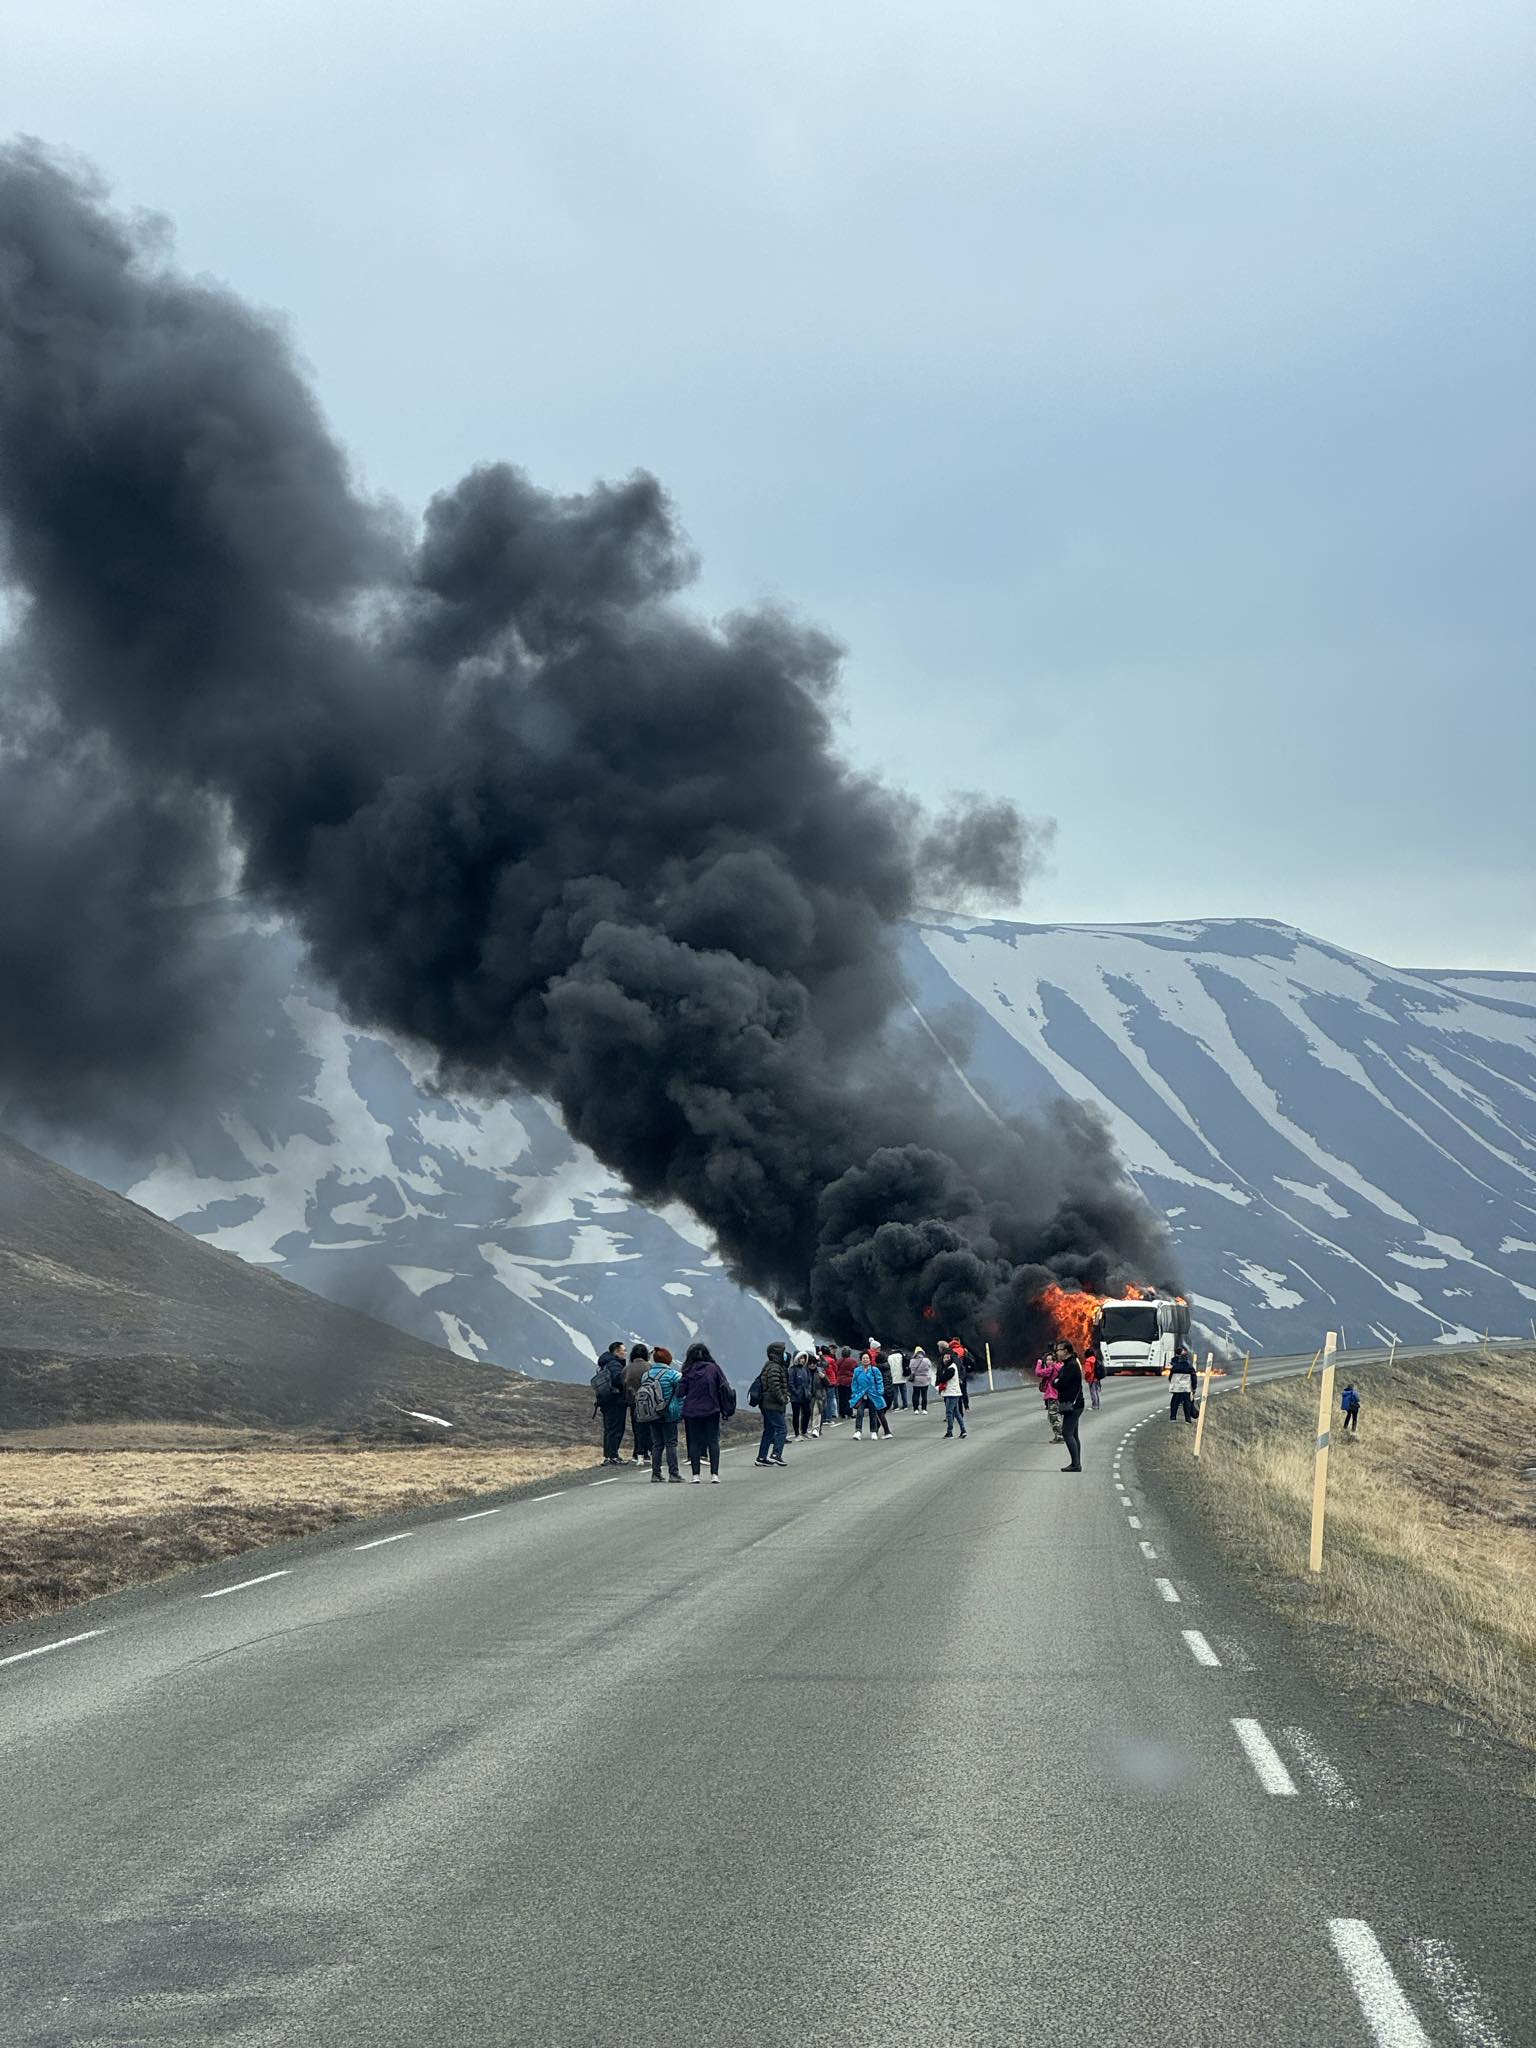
[641, 1348, 685, 1482]
[1340, 1382, 1361, 1436]
[849, 1354, 889, 1441]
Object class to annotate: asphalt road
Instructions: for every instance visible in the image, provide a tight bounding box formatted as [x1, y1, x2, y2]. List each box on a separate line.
[1, 1369, 1528, 2046]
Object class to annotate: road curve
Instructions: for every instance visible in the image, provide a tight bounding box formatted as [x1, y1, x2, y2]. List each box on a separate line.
[1, 1375, 1526, 2046]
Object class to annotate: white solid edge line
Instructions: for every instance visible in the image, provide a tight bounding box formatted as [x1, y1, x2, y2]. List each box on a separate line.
[201, 1571, 292, 1599]
[1231, 1716, 1299, 1795]
[455, 1508, 502, 1521]
[1153, 1577, 1181, 1603]
[0, 1628, 105, 1666]
[1182, 1628, 1222, 1667]
[1328, 1920, 1432, 2047]
[354, 1532, 414, 1551]
[1139, 1540, 1159, 1559]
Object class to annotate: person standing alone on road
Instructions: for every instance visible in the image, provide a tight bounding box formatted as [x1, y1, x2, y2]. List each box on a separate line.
[754, 1341, 792, 1468]
[1168, 1347, 1198, 1425]
[1085, 1351, 1102, 1411]
[1056, 1347, 1085, 1473]
[1340, 1382, 1361, 1435]
[681, 1342, 732, 1482]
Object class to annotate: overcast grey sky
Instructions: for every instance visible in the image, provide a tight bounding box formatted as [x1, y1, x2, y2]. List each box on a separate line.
[6, 0, 1532, 967]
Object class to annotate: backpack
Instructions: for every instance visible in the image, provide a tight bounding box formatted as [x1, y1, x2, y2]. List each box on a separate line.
[590, 1366, 613, 1403]
[719, 1378, 739, 1420]
[635, 1374, 668, 1424]
[747, 1372, 764, 1409]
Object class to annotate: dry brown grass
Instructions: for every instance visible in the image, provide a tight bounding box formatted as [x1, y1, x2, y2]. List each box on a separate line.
[0, 1434, 597, 1624]
[1155, 1348, 1536, 1752]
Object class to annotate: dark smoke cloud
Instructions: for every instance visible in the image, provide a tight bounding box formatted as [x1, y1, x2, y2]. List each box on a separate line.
[0, 141, 1175, 1350]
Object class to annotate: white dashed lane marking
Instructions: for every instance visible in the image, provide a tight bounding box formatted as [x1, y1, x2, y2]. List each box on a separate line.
[354, 1533, 414, 1552]
[1181, 1629, 1222, 1667]
[589, 1477, 622, 1488]
[530, 1492, 566, 1502]
[455, 1508, 502, 1522]
[1282, 1728, 1358, 1810]
[200, 1572, 292, 1600]
[1139, 1540, 1158, 1560]
[1153, 1578, 1181, 1603]
[1328, 1920, 1432, 2047]
[1408, 1936, 1508, 2048]
[1127, 1514, 1142, 1528]
[0, 1629, 106, 1666]
[1231, 1717, 1298, 1795]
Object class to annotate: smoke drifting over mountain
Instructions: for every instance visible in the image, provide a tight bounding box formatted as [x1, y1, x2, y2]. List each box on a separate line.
[0, 143, 1174, 1348]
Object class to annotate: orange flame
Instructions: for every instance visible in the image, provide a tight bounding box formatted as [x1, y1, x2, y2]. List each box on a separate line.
[1035, 1282, 1103, 1357]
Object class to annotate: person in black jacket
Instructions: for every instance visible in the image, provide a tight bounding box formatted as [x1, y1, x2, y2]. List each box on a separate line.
[595, 1341, 629, 1466]
[754, 1342, 793, 1467]
[1055, 1344, 1085, 1473]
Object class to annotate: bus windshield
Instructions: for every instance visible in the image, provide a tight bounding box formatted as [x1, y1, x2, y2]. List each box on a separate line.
[1098, 1305, 1161, 1345]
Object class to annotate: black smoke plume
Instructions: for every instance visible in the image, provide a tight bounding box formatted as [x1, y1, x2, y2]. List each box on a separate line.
[0, 143, 1175, 1351]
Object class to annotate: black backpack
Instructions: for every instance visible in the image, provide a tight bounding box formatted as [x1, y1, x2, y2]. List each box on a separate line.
[747, 1372, 764, 1408]
[591, 1363, 622, 1404]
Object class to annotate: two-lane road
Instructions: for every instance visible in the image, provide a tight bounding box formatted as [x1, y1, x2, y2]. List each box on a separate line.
[1, 1378, 1526, 2045]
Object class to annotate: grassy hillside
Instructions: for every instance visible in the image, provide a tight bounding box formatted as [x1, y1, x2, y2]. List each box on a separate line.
[1152, 1347, 1536, 1756]
[0, 1132, 588, 1441]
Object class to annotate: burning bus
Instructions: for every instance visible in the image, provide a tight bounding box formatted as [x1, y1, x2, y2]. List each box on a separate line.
[1093, 1292, 1190, 1375]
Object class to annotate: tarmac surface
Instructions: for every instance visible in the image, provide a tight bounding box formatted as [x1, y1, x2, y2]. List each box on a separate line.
[1, 1362, 1528, 2046]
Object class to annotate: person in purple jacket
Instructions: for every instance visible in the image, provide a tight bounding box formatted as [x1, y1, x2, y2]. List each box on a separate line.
[680, 1341, 732, 1483]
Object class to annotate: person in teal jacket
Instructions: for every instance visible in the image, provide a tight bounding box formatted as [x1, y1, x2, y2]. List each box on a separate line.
[640, 1349, 685, 1482]
[849, 1357, 889, 1440]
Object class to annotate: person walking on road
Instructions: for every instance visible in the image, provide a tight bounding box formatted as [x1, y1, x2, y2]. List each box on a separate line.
[789, 1352, 817, 1440]
[1056, 1347, 1085, 1472]
[624, 1343, 652, 1467]
[638, 1349, 684, 1483]
[937, 1349, 967, 1437]
[1035, 1353, 1064, 1442]
[680, 1342, 732, 1482]
[754, 1342, 793, 1467]
[1168, 1347, 1198, 1425]
[909, 1347, 933, 1414]
[849, 1353, 888, 1440]
[1340, 1382, 1361, 1435]
[593, 1341, 630, 1465]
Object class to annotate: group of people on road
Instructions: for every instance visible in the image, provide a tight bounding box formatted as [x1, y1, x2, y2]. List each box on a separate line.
[590, 1333, 981, 1481]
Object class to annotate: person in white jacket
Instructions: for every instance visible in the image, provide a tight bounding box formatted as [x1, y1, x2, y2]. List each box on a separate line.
[908, 1347, 933, 1414]
[887, 1348, 908, 1408]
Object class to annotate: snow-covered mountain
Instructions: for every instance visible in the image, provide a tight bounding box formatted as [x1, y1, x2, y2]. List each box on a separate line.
[907, 915, 1536, 1352]
[28, 915, 1536, 1373]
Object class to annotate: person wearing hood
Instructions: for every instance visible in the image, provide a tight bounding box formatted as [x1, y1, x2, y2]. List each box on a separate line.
[680, 1342, 732, 1482]
[788, 1352, 818, 1440]
[908, 1346, 934, 1413]
[887, 1347, 908, 1408]
[639, 1348, 684, 1483]
[936, 1347, 968, 1438]
[754, 1342, 792, 1468]
[849, 1354, 888, 1441]
[622, 1343, 652, 1468]
[834, 1346, 857, 1418]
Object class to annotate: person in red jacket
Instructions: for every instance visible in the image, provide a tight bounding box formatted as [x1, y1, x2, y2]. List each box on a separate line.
[834, 1346, 858, 1419]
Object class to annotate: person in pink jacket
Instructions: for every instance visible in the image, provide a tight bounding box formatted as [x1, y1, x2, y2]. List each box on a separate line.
[1035, 1354, 1065, 1442]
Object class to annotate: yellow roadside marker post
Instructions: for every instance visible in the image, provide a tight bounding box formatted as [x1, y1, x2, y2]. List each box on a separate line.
[985, 1341, 996, 1395]
[1305, 1347, 1321, 1382]
[1308, 1331, 1338, 1573]
[1192, 1358, 1214, 1458]
[1240, 1352, 1251, 1393]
